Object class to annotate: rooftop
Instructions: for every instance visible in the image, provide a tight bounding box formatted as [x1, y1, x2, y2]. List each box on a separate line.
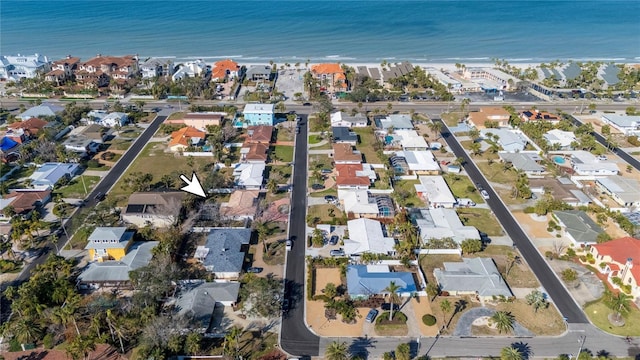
[333, 143, 362, 163]
[434, 258, 513, 297]
[78, 241, 158, 283]
[197, 228, 251, 273]
[346, 264, 417, 297]
[554, 210, 603, 244]
[344, 218, 396, 255]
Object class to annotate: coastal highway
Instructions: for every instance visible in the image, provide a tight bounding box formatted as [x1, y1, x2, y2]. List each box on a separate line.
[280, 114, 321, 356]
[434, 118, 589, 324]
[570, 115, 640, 172]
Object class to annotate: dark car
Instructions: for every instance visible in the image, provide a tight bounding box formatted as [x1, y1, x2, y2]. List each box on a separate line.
[311, 183, 325, 190]
[381, 303, 400, 311]
[365, 309, 379, 323]
[247, 267, 263, 273]
[329, 235, 339, 245]
[282, 299, 290, 312]
[94, 192, 106, 201]
[324, 195, 337, 203]
[302, 102, 312, 106]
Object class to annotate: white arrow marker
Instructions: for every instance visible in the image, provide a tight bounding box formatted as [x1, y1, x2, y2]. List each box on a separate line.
[179, 173, 206, 198]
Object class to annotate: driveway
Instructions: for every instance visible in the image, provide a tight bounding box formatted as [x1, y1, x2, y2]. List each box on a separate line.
[277, 69, 306, 103]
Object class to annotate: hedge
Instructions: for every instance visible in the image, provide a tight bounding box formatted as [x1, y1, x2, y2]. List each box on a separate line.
[422, 314, 437, 326]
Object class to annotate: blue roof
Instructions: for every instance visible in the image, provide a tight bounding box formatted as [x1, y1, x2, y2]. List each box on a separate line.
[0, 137, 18, 152]
[346, 265, 417, 298]
[202, 229, 251, 273]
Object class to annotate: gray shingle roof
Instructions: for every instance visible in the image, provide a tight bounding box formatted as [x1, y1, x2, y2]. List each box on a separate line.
[201, 229, 251, 273]
[175, 282, 240, 329]
[553, 210, 603, 244]
[434, 258, 512, 297]
[332, 127, 358, 143]
[78, 241, 158, 283]
[85, 227, 133, 250]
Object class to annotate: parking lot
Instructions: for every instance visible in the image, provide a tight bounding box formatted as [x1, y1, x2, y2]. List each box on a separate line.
[277, 69, 306, 103]
[457, 90, 539, 103]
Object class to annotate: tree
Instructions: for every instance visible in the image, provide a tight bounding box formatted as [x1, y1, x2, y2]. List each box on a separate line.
[603, 289, 631, 322]
[469, 141, 482, 156]
[384, 281, 401, 321]
[561, 268, 578, 282]
[627, 164, 633, 173]
[395, 343, 411, 360]
[324, 282, 338, 299]
[223, 326, 242, 356]
[325, 340, 350, 360]
[500, 346, 524, 360]
[439, 299, 451, 329]
[490, 311, 515, 334]
[267, 178, 278, 194]
[505, 253, 521, 278]
[525, 289, 548, 313]
[426, 283, 440, 301]
[460, 239, 482, 254]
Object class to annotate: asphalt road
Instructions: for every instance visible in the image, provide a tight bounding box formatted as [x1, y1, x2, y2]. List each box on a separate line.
[435, 118, 589, 324]
[280, 114, 321, 356]
[570, 115, 640, 171]
[0, 113, 167, 323]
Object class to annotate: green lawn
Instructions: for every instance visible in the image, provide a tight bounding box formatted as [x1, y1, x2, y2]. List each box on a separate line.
[118, 127, 143, 139]
[2, 166, 36, 188]
[456, 208, 504, 236]
[307, 204, 346, 225]
[110, 142, 213, 198]
[277, 127, 294, 142]
[308, 134, 323, 144]
[167, 112, 186, 120]
[105, 139, 133, 151]
[308, 187, 338, 198]
[392, 180, 424, 208]
[443, 173, 484, 204]
[308, 154, 332, 170]
[585, 299, 640, 336]
[476, 162, 519, 184]
[266, 165, 292, 183]
[272, 145, 294, 163]
[353, 127, 383, 163]
[56, 175, 100, 198]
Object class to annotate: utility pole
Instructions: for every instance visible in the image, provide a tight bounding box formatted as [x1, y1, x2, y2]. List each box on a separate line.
[570, 335, 586, 360]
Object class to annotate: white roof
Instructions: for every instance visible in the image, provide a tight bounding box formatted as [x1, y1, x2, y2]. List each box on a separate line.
[395, 150, 439, 171]
[331, 111, 367, 125]
[19, 104, 63, 119]
[233, 163, 265, 187]
[570, 151, 619, 174]
[338, 189, 379, 215]
[344, 218, 396, 255]
[393, 130, 428, 149]
[29, 162, 80, 187]
[602, 114, 640, 128]
[596, 176, 640, 204]
[481, 128, 526, 152]
[544, 129, 576, 147]
[415, 208, 480, 243]
[415, 176, 456, 205]
[243, 103, 274, 114]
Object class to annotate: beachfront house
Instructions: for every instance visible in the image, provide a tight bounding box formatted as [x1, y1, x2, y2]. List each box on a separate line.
[243, 103, 275, 126]
[45, 55, 81, 84]
[172, 59, 207, 81]
[75, 54, 139, 88]
[0, 53, 50, 81]
[246, 65, 273, 82]
[212, 59, 240, 81]
[140, 57, 175, 79]
[310, 63, 347, 89]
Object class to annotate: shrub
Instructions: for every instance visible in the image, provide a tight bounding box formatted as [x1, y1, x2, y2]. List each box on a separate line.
[523, 207, 535, 214]
[547, 227, 554, 233]
[377, 311, 408, 324]
[623, 285, 632, 294]
[612, 276, 623, 286]
[588, 259, 596, 264]
[422, 314, 437, 326]
[548, 220, 557, 228]
[628, 136, 640, 147]
[579, 255, 587, 262]
[86, 159, 101, 168]
[566, 248, 576, 257]
[43, 333, 54, 349]
[561, 268, 578, 282]
[545, 251, 554, 259]
[599, 262, 606, 269]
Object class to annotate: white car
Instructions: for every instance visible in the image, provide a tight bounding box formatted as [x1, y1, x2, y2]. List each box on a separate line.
[480, 190, 490, 200]
[285, 239, 292, 251]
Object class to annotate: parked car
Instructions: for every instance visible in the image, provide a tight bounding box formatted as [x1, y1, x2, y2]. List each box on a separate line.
[381, 303, 400, 311]
[365, 309, 379, 323]
[94, 192, 105, 201]
[330, 248, 345, 257]
[311, 183, 325, 190]
[282, 299, 290, 312]
[247, 267, 263, 273]
[329, 235, 339, 245]
[456, 198, 476, 207]
[285, 240, 292, 251]
[480, 190, 490, 200]
[321, 169, 332, 174]
[324, 195, 337, 203]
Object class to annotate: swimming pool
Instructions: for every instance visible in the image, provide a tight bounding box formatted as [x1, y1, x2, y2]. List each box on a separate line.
[553, 156, 566, 164]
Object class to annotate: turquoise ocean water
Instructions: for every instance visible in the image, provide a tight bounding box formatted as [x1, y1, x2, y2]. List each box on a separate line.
[1, 0, 639, 63]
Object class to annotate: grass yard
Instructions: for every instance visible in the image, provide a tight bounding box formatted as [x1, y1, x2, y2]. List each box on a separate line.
[456, 208, 503, 236]
[584, 299, 640, 336]
[105, 138, 133, 151]
[307, 204, 345, 226]
[494, 300, 565, 335]
[419, 254, 462, 283]
[267, 165, 292, 183]
[118, 126, 143, 139]
[272, 145, 294, 163]
[431, 296, 481, 333]
[392, 179, 424, 208]
[352, 127, 383, 163]
[110, 142, 212, 198]
[443, 173, 484, 204]
[467, 245, 539, 288]
[374, 311, 408, 336]
[167, 112, 186, 120]
[441, 111, 465, 127]
[1, 166, 36, 188]
[277, 126, 294, 142]
[476, 162, 518, 184]
[308, 134, 323, 144]
[308, 154, 333, 170]
[56, 175, 100, 198]
[308, 187, 337, 198]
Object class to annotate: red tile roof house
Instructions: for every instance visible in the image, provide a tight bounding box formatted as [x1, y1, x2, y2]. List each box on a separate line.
[467, 107, 511, 129]
[589, 236, 640, 302]
[241, 142, 269, 163]
[245, 126, 274, 144]
[311, 63, 348, 90]
[75, 54, 139, 89]
[335, 164, 376, 189]
[212, 59, 240, 82]
[7, 117, 49, 142]
[45, 55, 81, 85]
[167, 126, 207, 152]
[0, 189, 51, 222]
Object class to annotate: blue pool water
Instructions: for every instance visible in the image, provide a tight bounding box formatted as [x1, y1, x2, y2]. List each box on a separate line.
[553, 156, 566, 164]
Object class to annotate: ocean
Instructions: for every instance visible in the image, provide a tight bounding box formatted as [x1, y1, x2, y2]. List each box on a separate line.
[1, 0, 639, 63]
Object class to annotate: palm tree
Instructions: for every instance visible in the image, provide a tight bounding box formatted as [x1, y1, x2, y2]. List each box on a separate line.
[469, 142, 482, 156]
[603, 289, 631, 322]
[267, 178, 278, 194]
[223, 326, 242, 356]
[525, 289, 548, 313]
[11, 317, 43, 344]
[325, 340, 350, 360]
[439, 299, 451, 329]
[500, 346, 524, 360]
[490, 311, 515, 334]
[384, 281, 402, 321]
